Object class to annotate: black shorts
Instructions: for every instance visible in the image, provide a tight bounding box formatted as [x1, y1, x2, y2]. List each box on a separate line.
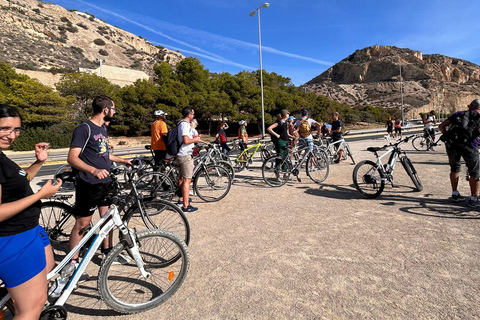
[153, 150, 167, 166]
[73, 178, 112, 217]
[395, 127, 401, 134]
[446, 144, 480, 178]
[387, 128, 393, 133]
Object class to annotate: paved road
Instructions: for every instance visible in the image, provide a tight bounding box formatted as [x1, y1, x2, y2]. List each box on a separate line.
[29, 136, 480, 319]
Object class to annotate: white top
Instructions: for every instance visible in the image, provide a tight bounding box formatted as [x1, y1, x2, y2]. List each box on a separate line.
[294, 117, 317, 140]
[424, 115, 435, 130]
[177, 120, 195, 156]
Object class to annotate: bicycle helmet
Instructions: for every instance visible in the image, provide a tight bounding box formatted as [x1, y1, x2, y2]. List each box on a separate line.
[154, 110, 167, 116]
[238, 119, 246, 126]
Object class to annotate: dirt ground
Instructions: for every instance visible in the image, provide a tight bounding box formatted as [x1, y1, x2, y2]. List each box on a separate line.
[30, 137, 480, 319]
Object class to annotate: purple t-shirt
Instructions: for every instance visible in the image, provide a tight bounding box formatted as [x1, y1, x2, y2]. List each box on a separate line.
[70, 121, 111, 184]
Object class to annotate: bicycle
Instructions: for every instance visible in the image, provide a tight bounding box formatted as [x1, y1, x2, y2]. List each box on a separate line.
[41, 165, 191, 263]
[261, 142, 330, 187]
[352, 135, 423, 198]
[411, 130, 441, 151]
[0, 168, 189, 317]
[315, 132, 355, 164]
[227, 139, 274, 172]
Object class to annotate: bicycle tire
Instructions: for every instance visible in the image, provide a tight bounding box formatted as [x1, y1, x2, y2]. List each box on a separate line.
[260, 143, 275, 162]
[97, 229, 189, 314]
[135, 172, 176, 202]
[123, 198, 190, 246]
[53, 164, 75, 192]
[261, 155, 292, 187]
[193, 165, 232, 202]
[352, 160, 385, 198]
[306, 153, 329, 184]
[227, 149, 246, 172]
[345, 143, 356, 164]
[412, 136, 428, 151]
[400, 156, 424, 191]
[39, 201, 75, 261]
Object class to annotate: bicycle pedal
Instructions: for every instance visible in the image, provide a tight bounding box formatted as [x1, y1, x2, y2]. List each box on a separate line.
[296, 177, 302, 182]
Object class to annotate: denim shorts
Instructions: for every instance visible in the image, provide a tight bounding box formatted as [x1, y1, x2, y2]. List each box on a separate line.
[446, 144, 480, 178]
[0, 225, 49, 288]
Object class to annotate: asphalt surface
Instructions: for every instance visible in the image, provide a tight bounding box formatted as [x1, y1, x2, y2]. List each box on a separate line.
[29, 136, 480, 320]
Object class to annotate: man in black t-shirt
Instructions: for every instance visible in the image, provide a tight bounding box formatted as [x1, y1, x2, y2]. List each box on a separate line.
[67, 96, 131, 264]
[331, 112, 344, 163]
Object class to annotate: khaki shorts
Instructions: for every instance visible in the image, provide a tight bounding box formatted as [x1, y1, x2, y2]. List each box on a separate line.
[176, 155, 194, 179]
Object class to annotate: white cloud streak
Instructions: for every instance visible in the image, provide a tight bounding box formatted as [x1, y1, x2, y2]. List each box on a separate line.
[76, 0, 333, 68]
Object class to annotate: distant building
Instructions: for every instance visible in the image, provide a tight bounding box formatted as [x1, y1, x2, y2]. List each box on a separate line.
[15, 64, 152, 89]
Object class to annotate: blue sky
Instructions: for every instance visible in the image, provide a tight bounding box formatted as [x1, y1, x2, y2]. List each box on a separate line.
[49, 0, 480, 86]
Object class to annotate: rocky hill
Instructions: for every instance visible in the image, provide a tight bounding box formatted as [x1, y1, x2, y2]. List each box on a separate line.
[305, 45, 480, 118]
[0, 0, 184, 75]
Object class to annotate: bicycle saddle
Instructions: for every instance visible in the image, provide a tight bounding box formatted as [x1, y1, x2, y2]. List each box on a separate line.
[367, 147, 383, 153]
[55, 171, 76, 183]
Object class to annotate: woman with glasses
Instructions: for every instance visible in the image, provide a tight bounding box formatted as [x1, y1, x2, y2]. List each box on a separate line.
[0, 104, 62, 319]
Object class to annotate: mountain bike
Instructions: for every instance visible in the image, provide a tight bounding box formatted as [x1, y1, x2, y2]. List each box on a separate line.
[41, 166, 191, 263]
[227, 139, 274, 172]
[315, 132, 355, 164]
[0, 168, 189, 318]
[411, 130, 441, 151]
[261, 142, 329, 187]
[353, 135, 423, 198]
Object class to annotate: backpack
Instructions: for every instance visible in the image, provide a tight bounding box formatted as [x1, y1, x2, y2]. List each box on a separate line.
[441, 111, 480, 146]
[299, 119, 311, 138]
[165, 120, 187, 156]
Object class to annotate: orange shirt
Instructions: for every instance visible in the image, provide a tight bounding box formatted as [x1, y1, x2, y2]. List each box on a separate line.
[151, 120, 168, 150]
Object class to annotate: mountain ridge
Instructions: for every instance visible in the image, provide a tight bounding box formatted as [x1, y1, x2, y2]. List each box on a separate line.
[305, 45, 480, 118]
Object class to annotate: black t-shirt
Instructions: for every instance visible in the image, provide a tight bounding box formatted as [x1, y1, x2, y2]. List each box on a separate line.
[331, 120, 343, 139]
[71, 121, 111, 184]
[273, 120, 289, 141]
[0, 153, 41, 236]
[386, 120, 394, 130]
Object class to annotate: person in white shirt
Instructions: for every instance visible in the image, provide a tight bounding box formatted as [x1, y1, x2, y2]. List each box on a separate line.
[176, 107, 200, 213]
[423, 110, 437, 151]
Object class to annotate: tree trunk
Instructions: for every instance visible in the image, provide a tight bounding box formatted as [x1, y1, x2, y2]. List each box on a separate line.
[208, 117, 212, 136]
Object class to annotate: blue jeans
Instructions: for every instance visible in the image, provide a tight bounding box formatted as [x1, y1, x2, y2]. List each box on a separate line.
[298, 138, 314, 151]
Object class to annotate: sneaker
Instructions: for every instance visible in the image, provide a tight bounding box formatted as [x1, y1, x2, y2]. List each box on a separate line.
[467, 198, 480, 208]
[103, 252, 131, 265]
[181, 205, 198, 213]
[450, 193, 466, 202]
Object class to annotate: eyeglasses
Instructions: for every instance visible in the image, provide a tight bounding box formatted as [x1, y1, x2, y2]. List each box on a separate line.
[0, 127, 21, 136]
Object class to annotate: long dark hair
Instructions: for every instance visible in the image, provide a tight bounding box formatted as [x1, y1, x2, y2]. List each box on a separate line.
[0, 104, 21, 120]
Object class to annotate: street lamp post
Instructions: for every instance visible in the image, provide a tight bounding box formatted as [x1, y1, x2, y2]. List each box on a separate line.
[95, 57, 106, 77]
[249, 3, 269, 138]
[389, 54, 408, 125]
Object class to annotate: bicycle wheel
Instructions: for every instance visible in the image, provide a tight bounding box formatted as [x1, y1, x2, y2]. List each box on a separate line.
[39, 201, 75, 261]
[260, 143, 275, 162]
[135, 172, 176, 201]
[227, 149, 246, 172]
[400, 156, 424, 191]
[261, 156, 292, 187]
[412, 136, 428, 151]
[306, 153, 329, 184]
[98, 229, 189, 314]
[352, 160, 385, 198]
[194, 165, 232, 202]
[53, 164, 75, 192]
[123, 198, 190, 246]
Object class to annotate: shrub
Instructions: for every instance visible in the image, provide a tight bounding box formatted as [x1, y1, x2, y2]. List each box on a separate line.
[70, 46, 83, 54]
[12, 122, 77, 151]
[32, 8, 40, 14]
[98, 49, 108, 56]
[65, 25, 78, 33]
[89, 16, 95, 21]
[60, 16, 71, 24]
[16, 63, 36, 70]
[93, 38, 106, 46]
[76, 22, 88, 29]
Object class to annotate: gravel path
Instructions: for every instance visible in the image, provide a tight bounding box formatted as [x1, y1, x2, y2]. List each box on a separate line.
[31, 137, 480, 319]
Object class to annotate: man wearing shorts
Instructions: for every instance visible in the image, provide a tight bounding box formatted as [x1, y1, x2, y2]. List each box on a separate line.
[439, 99, 480, 207]
[385, 117, 394, 137]
[423, 110, 436, 151]
[176, 107, 200, 213]
[331, 112, 344, 163]
[67, 95, 131, 264]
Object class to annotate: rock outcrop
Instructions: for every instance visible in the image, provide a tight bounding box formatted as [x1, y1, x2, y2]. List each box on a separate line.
[305, 45, 480, 118]
[0, 0, 184, 75]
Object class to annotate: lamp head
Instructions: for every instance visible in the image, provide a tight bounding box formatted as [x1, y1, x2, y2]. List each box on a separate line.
[262, 3, 269, 8]
[249, 10, 256, 17]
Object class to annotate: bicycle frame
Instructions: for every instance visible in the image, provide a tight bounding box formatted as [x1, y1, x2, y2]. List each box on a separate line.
[370, 147, 399, 183]
[235, 142, 262, 163]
